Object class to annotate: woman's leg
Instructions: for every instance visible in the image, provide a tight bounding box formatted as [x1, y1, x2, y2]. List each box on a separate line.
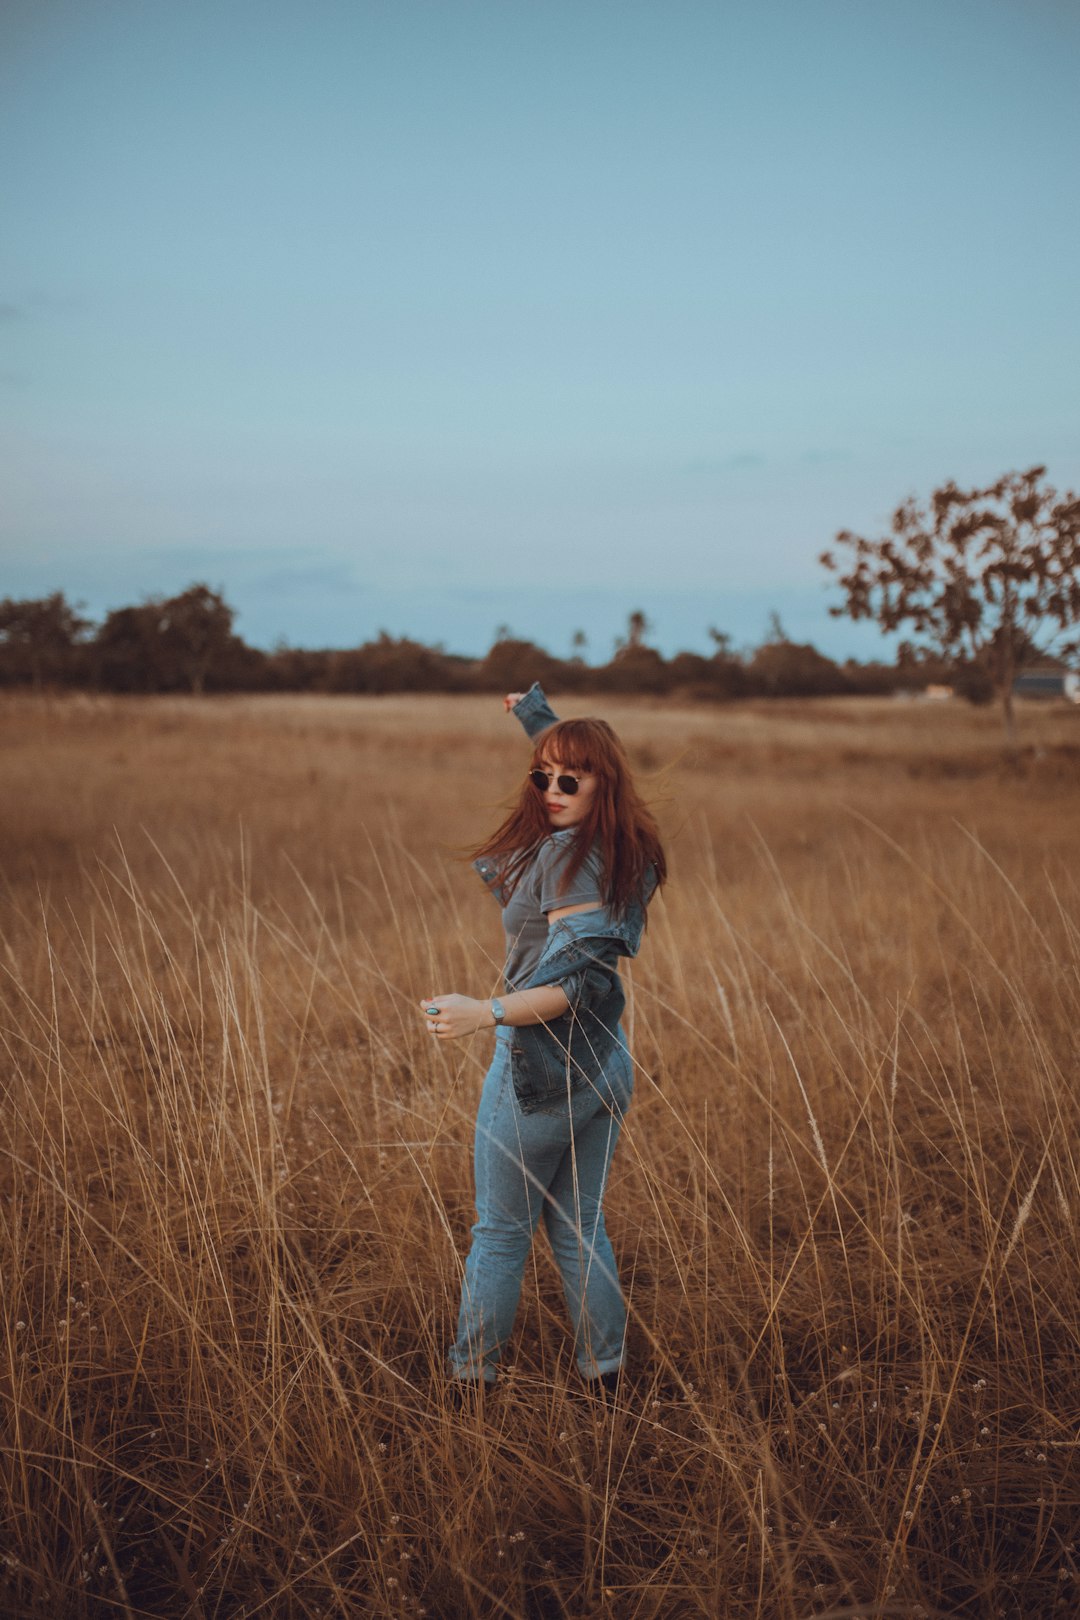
[449, 1033, 634, 1385]
[541, 1042, 634, 1380]
[449, 1035, 576, 1383]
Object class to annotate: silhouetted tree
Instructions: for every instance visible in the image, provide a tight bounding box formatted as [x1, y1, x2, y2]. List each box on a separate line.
[160, 584, 235, 694]
[328, 633, 468, 693]
[93, 584, 236, 693]
[763, 610, 789, 645]
[706, 626, 750, 697]
[747, 639, 849, 698]
[214, 634, 270, 690]
[821, 466, 1080, 741]
[617, 609, 650, 652]
[94, 603, 170, 692]
[265, 643, 333, 692]
[604, 610, 664, 691]
[667, 651, 720, 698]
[476, 637, 564, 693]
[839, 657, 901, 697]
[0, 592, 92, 688]
[599, 644, 668, 694]
[951, 662, 996, 706]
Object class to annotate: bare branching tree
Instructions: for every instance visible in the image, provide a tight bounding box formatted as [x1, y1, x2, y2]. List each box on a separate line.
[821, 466, 1080, 741]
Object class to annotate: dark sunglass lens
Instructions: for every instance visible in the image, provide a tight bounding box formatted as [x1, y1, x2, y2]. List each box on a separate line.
[529, 769, 581, 795]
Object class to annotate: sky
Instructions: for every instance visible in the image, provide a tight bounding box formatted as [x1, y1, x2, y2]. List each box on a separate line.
[2, 0, 1078, 662]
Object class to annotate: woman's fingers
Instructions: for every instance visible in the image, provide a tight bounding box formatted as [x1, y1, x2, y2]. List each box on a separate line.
[421, 997, 452, 1038]
[419, 994, 487, 1039]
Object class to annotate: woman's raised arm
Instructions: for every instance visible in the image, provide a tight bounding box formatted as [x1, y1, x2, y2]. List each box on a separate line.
[505, 682, 560, 741]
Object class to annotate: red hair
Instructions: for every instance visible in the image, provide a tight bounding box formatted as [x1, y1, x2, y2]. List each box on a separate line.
[472, 717, 666, 915]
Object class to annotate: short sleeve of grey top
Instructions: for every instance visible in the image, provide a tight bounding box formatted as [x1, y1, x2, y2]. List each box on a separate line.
[500, 831, 606, 992]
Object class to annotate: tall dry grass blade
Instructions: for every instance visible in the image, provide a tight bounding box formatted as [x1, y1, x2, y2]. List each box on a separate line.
[767, 1006, 829, 1179]
[3, 691, 1077, 1616]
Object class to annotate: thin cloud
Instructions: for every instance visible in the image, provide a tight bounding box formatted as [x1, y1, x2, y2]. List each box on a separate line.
[0, 293, 91, 322]
[143, 548, 365, 597]
[152, 544, 305, 576]
[684, 452, 766, 475]
[248, 563, 363, 595]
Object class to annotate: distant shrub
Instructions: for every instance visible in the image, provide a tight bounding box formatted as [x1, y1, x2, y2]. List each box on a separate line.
[595, 645, 670, 694]
[953, 663, 996, 706]
[746, 640, 850, 698]
[327, 635, 469, 694]
[666, 651, 750, 701]
[473, 638, 565, 694]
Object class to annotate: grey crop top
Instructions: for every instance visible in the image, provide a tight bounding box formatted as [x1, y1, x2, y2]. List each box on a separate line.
[501, 831, 606, 991]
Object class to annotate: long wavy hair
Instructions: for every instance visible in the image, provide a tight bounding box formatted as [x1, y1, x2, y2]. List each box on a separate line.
[472, 717, 667, 915]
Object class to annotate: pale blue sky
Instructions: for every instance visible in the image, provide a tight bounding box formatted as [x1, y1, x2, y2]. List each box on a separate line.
[2, 0, 1078, 659]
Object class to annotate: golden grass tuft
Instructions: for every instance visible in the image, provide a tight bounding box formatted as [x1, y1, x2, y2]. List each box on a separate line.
[1, 692, 1078, 1618]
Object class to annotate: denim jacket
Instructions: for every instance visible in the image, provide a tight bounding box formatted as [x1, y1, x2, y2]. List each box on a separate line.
[473, 683, 655, 1114]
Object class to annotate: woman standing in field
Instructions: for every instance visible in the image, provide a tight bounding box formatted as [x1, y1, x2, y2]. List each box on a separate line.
[420, 684, 665, 1397]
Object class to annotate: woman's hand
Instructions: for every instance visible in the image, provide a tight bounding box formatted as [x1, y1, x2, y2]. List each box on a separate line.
[420, 994, 492, 1040]
[502, 691, 526, 712]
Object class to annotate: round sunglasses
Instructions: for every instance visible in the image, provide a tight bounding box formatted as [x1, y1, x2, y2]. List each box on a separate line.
[529, 768, 585, 796]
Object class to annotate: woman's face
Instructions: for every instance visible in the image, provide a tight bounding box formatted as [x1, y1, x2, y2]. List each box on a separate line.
[534, 756, 599, 829]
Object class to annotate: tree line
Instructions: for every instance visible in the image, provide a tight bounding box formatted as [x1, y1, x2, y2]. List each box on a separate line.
[3, 467, 1077, 726]
[0, 583, 987, 703]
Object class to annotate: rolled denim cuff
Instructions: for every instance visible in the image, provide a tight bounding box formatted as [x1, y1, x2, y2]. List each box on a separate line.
[512, 682, 560, 740]
[473, 854, 507, 904]
[555, 965, 615, 1016]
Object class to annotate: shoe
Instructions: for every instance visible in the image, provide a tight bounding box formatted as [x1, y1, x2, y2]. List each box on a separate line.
[581, 1369, 622, 1401]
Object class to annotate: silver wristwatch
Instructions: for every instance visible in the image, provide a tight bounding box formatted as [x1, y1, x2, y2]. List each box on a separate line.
[490, 997, 506, 1026]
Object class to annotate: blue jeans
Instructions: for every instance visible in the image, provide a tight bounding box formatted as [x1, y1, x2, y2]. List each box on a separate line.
[449, 1028, 633, 1384]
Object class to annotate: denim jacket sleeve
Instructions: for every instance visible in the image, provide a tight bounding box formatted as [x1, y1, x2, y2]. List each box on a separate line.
[511, 682, 560, 740]
[507, 912, 636, 1113]
[534, 919, 624, 1002]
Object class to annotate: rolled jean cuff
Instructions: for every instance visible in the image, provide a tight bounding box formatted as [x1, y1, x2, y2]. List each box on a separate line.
[580, 1353, 624, 1381]
[448, 1360, 498, 1386]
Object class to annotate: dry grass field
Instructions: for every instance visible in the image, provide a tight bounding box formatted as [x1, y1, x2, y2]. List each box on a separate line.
[1, 690, 1078, 1619]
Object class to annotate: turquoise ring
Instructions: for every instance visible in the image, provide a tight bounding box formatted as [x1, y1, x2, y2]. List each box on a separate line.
[426, 1005, 440, 1016]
